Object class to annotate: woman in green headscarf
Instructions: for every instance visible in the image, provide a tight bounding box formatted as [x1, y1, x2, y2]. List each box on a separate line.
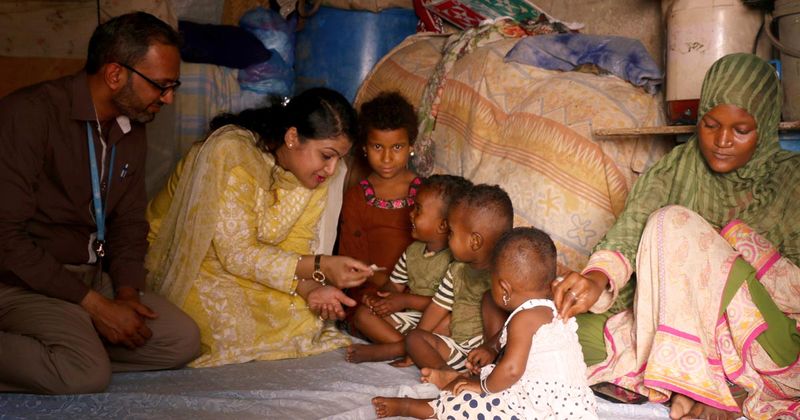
[553, 53, 800, 419]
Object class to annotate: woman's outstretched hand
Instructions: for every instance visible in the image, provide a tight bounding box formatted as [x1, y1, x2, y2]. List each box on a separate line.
[307, 285, 357, 320]
[321, 256, 373, 289]
[552, 270, 608, 320]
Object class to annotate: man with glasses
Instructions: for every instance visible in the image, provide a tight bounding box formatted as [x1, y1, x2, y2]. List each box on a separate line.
[0, 12, 199, 394]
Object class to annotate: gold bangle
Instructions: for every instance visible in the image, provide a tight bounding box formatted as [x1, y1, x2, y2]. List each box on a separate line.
[312, 254, 326, 286]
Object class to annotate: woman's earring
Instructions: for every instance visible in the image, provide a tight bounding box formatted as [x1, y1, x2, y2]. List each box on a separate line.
[409, 151, 415, 157]
[502, 292, 510, 307]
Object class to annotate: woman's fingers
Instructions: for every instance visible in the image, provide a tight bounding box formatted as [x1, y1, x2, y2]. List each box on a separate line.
[320, 303, 336, 320]
[333, 288, 357, 308]
[553, 272, 589, 319]
[323, 256, 371, 288]
[332, 303, 346, 319]
[552, 273, 575, 315]
[344, 258, 373, 277]
[563, 292, 590, 319]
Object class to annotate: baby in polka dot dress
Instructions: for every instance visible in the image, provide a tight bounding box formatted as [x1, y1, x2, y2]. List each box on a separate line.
[373, 227, 598, 419]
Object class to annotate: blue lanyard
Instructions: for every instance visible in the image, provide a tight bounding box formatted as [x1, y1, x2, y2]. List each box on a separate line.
[86, 122, 116, 247]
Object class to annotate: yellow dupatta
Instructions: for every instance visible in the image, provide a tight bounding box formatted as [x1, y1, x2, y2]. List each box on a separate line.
[146, 125, 317, 305]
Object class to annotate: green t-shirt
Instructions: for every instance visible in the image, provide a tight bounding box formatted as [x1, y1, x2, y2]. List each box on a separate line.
[433, 261, 491, 343]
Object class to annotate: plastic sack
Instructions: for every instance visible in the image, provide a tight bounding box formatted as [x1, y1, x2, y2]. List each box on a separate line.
[505, 34, 663, 94]
[238, 7, 297, 97]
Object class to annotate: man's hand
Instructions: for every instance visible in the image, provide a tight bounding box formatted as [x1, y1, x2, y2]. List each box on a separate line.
[80, 289, 157, 348]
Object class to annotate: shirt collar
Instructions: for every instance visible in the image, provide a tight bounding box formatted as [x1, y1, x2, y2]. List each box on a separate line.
[116, 115, 131, 134]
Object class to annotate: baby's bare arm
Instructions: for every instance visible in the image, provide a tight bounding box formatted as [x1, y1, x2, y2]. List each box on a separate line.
[483, 307, 551, 392]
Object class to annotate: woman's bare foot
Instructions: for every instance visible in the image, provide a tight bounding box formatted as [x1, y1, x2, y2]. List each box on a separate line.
[670, 393, 742, 420]
[420, 367, 461, 389]
[372, 396, 434, 419]
[670, 394, 695, 419]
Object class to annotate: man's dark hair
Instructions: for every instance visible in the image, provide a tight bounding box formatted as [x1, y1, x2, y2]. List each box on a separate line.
[86, 12, 180, 74]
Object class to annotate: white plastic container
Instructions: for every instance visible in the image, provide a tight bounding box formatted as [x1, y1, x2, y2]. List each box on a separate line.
[665, 0, 768, 123]
[772, 0, 800, 120]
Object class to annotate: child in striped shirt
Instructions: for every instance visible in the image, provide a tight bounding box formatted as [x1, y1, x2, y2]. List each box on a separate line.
[404, 184, 514, 373]
[346, 175, 471, 364]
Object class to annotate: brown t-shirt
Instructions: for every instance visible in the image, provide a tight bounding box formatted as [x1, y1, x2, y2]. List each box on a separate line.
[337, 178, 419, 270]
[0, 72, 149, 303]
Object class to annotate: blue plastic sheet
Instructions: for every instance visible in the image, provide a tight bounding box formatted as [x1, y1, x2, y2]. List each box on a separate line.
[506, 34, 663, 94]
[238, 7, 296, 97]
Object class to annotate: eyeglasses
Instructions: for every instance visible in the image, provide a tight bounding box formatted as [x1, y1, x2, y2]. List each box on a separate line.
[119, 63, 181, 97]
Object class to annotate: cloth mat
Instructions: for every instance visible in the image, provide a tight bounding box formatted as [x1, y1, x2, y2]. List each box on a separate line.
[0, 345, 674, 419]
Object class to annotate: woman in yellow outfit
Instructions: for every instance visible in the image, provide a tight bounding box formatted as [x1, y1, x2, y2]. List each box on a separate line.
[146, 88, 374, 368]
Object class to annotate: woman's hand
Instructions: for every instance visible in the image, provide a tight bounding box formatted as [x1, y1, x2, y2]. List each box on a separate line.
[451, 377, 481, 395]
[320, 256, 373, 289]
[552, 270, 609, 320]
[306, 285, 357, 320]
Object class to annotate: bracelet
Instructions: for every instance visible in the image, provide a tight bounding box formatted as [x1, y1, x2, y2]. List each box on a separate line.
[290, 255, 303, 297]
[480, 376, 492, 394]
[312, 254, 327, 286]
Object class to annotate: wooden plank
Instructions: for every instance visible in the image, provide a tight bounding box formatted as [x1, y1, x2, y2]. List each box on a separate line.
[594, 121, 800, 137]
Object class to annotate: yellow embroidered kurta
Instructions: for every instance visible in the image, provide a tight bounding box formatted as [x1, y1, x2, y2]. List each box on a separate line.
[146, 126, 349, 368]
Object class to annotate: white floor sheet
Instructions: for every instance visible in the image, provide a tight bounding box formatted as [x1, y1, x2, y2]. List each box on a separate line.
[0, 346, 671, 419]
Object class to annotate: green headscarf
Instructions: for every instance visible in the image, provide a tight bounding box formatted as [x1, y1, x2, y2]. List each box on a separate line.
[596, 53, 800, 266]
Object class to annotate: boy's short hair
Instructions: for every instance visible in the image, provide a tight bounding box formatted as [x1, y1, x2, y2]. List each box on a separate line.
[451, 184, 513, 233]
[491, 226, 557, 289]
[358, 92, 418, 146]
[421, 174, 473, 217]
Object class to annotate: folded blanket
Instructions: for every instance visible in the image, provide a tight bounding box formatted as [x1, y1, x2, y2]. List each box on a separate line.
[505, 34, 663, 93]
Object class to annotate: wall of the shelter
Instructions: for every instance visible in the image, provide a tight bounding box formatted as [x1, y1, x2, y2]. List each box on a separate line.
[537, 0, 664, 69]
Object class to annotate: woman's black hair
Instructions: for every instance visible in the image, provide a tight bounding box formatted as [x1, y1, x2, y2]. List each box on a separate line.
[209, 87, 358, 154]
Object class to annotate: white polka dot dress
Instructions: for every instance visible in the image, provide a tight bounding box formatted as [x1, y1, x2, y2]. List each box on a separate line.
[431, 299, 598, 420]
